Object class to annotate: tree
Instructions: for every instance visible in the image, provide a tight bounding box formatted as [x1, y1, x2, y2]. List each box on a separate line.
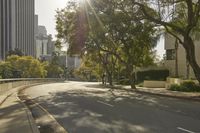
[85, 0, 157, 88]
[45, 52, 64, 78]
[7, 48, 24, 57]
[55, 1, 88, 55]
[74, 54, 100, 81]
[132, 0, 200, 84]
[45, 64, 64, 78]
[56, 0, 158, 88]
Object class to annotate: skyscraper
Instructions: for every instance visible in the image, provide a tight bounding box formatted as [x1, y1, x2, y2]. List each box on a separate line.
[0, 0, 35, 60]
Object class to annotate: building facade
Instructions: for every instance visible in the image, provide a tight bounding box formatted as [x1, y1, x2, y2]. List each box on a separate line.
[164, 33, 200, 79]
[41, 54, 81, 69]
[0, 0, 35, 60]
[35, 25, 49, 58]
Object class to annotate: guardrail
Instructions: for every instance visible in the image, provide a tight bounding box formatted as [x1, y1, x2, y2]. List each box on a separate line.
[0, 78, 63, 95]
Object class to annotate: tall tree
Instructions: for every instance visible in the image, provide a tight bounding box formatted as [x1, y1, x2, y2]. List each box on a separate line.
[56, 1, 88, 55]
[56, 0, 158, 88]
[86, 0, 157, 88]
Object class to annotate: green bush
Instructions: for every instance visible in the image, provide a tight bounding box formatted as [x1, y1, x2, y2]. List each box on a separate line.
[169, 84, 181, 91]
[169, 81, 200, 92]
[181, 81, 195, 92]
[136, 69, 169, 82]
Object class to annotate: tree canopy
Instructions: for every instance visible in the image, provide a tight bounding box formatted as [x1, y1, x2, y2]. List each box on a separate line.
[56, 0, 158, 88]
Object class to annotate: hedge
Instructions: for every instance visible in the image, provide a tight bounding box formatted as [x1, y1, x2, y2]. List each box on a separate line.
[136, 69, 169, 83]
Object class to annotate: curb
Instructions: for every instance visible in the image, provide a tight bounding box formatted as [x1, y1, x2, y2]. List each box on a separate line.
[0, 94, 13, 106]
[135, 89, 200, 102]
[91, 84, 200, 102]
[0, 82, 57, 133]
[0, 83, 45, 106]
[17, 82, 68, 133]
[16, 96, 40, 133]
[27, 96, 68, 133]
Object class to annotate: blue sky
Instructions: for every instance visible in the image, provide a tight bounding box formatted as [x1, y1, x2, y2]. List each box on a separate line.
[35, 0, 165, 59]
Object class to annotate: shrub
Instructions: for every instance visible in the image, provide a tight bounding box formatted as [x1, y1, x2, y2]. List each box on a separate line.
[169, 81, 200, 92]
[45, 63, 64, 78]
[0, 62, 14, 78]
[5, 55, 47, 78]
[181, 81, 195, 92]
[136, 69, 169, 82]
[169, 84, 181, 91]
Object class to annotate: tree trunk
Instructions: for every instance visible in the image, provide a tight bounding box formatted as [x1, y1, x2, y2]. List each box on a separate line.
[175, 39, 179, 77]
[102, 73, 106, 85]
[107, 72, 113, 86]
[183, 36, 200, 84]
[126, 64, 136, 89]
[102, 76, 105, 85]
[130, 71, 136, 89]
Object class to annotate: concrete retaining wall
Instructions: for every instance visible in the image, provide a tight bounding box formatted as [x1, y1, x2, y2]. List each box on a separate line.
[165, 78, 199, 89]
[143, 80, 166, 88]
[142, 78, 199, 89]
[0, 78, 62, 95]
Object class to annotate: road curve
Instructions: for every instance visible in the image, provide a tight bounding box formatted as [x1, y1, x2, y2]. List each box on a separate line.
[25, 81, 200, 133]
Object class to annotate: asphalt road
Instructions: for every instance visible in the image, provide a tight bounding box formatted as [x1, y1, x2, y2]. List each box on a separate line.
[24, 81, 200, 133]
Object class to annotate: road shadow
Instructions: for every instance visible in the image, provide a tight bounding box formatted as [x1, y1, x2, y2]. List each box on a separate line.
[28, 82, 200, 133]
[0, 100, 32, 133]
[30, 89, 200, 133]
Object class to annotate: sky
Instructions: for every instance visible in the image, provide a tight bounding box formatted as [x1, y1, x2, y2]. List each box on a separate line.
[35, 0, 67, 38]
[35, 0, 165, 59]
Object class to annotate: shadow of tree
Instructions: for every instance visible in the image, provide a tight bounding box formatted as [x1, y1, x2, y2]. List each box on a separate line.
[0, 99, 33, 133]
[31, 86, 200, 133]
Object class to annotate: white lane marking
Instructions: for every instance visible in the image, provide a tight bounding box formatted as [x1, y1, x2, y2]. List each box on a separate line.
[177, 127, 196, 133]
[97, 100, 114, 107]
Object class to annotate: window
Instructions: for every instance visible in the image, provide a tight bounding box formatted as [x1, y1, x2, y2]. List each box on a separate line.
[166, 49, 175, 60]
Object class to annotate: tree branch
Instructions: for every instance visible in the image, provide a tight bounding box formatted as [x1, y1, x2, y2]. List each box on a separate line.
[164, 25, 183, 44]
[133, 1, 184, 34]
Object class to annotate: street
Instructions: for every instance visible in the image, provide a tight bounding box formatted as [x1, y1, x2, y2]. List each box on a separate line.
[24, 81, 200, 133]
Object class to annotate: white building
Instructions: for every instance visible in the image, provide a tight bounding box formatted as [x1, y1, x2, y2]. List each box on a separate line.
[164, 33, 200, 79]
[41, 54, 81, 69]
[35, 25, 49, 58]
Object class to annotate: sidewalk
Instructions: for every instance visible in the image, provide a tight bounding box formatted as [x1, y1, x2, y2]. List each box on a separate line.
[0, 89, 39, 133]
[135, 86, 200, 101]
[101, 84, 200, 101]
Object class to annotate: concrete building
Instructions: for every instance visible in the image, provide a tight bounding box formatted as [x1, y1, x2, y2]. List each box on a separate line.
[35, 25, 48, 58]
[34, 15, 38, 35]
[35, 25, 59, 59]
[47, 35, 55, 55]
[164, 33, 200, 79]
[0, 0, 35, 60]
[41, 55, 81, 69]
